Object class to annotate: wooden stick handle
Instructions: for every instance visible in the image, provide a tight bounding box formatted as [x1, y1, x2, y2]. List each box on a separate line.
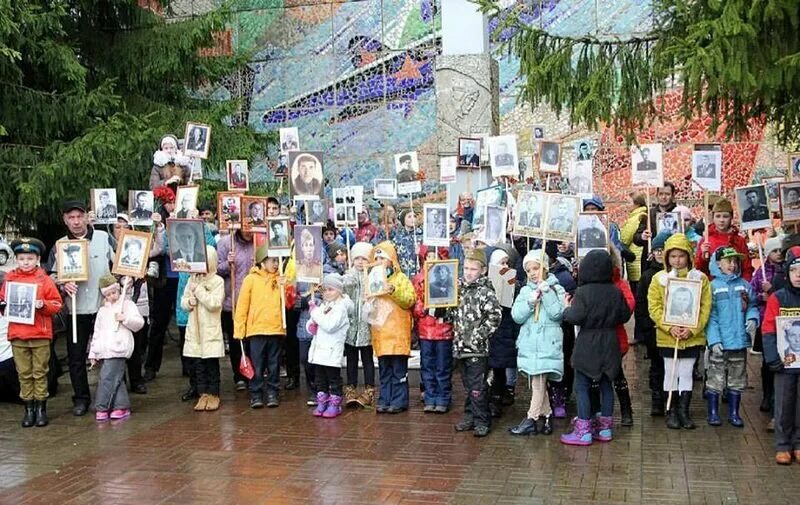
[71, 292, 77, 344]
[645, 188, 652, 251]
[279, 256, 286, 329]
[665, 338, 680, 411]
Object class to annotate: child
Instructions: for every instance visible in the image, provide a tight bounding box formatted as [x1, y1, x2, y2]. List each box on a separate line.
[369, 241, 416, 414]
[90, 274, 144, 421]
[487, 245, 521, 417]
[234, 244, 287, 409]
[452, 249, 502, 437]
[412, 246, 454, 413]
[695, 198, 753, 280]
[648, 233, 711, 430]
[762, 246, 800, 464]
[324, 242, 348, 275]
[561, 250, 632, 445]
[307, 274, 353, 418]
[181, 246, 225, 412]
[509, 250, 564, 436]
[342, 242, 376, 408]
[636, 230, 670, 416]
[706, 247, 759, 427]
[0, 238, 62, 427]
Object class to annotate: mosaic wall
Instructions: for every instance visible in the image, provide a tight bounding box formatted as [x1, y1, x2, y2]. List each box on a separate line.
[170, 0, 791, 220]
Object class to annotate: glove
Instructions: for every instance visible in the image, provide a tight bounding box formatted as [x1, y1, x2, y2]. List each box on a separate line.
[528, 289, 541, 307]
[745, 319, 757, 339]
[711, 343, 723, 357]
[537, 282, 550, 293]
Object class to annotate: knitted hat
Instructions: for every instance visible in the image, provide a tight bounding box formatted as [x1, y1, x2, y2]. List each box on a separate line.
[651, 230, 672, 251]
[712, 198, 733, 214]
[764, 236, 783, 255]
[10, 237, 45, 257]
[465, 248, 487, 267]
[321, 273, 344, 293]
[160, 135, 178, 149]
[787, 246, 800, 269]
[350, 242, 373, 261]
[327, 241, 347, 261]
[99, 274, 119, 295]
[523, 249, 547, 269]
[673, 205, 692, 221]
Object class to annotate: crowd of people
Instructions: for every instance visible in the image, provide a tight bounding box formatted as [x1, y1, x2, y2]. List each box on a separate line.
[0, 136, 799, 466]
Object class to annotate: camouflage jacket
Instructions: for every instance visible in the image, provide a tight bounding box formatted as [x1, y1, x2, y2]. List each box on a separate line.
[452, 276, 503, 358]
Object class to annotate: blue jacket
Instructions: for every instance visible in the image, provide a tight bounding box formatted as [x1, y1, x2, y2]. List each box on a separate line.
[511, 274, 565, 381]
[706, 254, 759, 350]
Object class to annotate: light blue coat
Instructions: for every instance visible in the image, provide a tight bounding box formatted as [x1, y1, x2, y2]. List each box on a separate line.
[511, 274, 565, 381]
[706, 253, 759, 351]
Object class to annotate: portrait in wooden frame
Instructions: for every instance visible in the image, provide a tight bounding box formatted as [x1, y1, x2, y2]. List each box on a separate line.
[112, 229, 153, 278]
[55, 239, 90, 283]
[424, 259, 459, 309]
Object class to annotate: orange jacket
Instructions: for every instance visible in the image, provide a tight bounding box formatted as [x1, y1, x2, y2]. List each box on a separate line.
[1, 267, 63, 341]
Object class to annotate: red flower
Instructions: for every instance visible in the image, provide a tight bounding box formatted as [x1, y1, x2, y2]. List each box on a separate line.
[153, 186, 175, 204]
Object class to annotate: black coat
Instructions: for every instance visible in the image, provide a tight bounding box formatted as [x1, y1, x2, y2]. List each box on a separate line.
[563, 250, 632, 381]
[485, 244, 522, 369]
[634, 259, 664, 332]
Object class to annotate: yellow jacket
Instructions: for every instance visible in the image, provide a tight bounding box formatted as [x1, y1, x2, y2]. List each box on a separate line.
[234, 267, 286, 339]
[647, 233, 711, 350]
[370, 241, 416, 356]
[620, 206, 647, 281]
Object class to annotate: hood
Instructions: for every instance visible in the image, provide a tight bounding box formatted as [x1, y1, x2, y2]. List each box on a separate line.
[709, 246, 740, 282]
[582, 194, 605, 211]
[204, 246, 218, 276]
[784, 246, 800, 296]
[249, 266, 280, 280]
[664, 233, 694, 266]
[373, 240, 400, 270]
[577, 249, 612, 285]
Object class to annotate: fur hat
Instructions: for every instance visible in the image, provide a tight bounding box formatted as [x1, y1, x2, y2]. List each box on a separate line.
[350, 242, 373, 260]
[321, 273, 344, 293]
[465, 248, 487, 267]
[712, 198, 733, 214]
[99, 274, 119, 295]
[327, 241, 347, 261]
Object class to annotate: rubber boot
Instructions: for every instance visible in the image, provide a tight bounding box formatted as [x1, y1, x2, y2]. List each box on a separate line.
[615, 377, 633, 427]
[727, 390, 744, 427]
[650, 390, 665, 417]
[665, 392, 681, 429]
[21, 401, 35, 428]
[677, 391, 696, 430]
[560, 418, 593, 446]
[706, 390, 722, 426]
[34, 400, 49, 427]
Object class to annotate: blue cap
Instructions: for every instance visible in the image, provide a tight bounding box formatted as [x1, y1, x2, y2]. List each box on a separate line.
[651, 230, 671, 251]
[582, 195, 605, 211]
[10, 237, 45, 257]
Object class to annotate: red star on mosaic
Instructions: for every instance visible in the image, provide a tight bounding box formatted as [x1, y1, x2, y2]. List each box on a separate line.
[393, 54, 423, 81]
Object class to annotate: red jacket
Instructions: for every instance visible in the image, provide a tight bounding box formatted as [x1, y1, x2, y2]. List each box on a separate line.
[1, 267, 63, 341]
[695, 224, 753, 281]
[613, 267, 635, 355]
[411, 246, 453, 341]
[355, 220, 378, 243]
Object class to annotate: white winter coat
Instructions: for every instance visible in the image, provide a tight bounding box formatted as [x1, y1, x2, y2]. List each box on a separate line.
[307, 295, 353, 368]
[89, 299, 144, 360]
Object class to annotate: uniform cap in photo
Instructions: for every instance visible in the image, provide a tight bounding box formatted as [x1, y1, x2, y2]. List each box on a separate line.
[322, 273, 345, 293]
[350, 242, 373, 261]
[712, 198, 733, 214]
[10, 237, 45, 257]
[61, 199, 87, 214]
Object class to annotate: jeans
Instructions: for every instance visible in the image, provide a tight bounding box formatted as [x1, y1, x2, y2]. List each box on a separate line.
[315, 365, 343, 396]
[94, 358, 130, 411]
[576, 370, 613, 420]
[193, 358, 220, 396]
[248, 335, 282, 397]
[419, 339, 453, 407]
[222, 311, 249, 384]
[459, 356, 490, 428]
[146, 277, 178, 373]
[299, 340, 315, 390]
[126, 317, 149, 387]
[378, 355, 409, 409]
[345, 344, 375, 387]
[66, 313, 96, 404]
[774, 372, 800, 452]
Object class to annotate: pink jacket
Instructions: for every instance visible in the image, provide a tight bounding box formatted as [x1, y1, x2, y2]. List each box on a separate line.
[89, 299, 144, 360]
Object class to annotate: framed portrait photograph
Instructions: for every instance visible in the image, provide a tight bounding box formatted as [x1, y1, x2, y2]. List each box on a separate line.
[226, 160, 249, 192]
[789, 153, 800, 181]
[305, 199, 329, 226]
[735, 184, 771, 230]
[575, 139, 593, 161]
[472, 185, 506, 228]
[779, 181, 800, 222]
[333, 186, 363, 227]
[487, 135, 519, 178]
[217, 192, 242, 232]
[275, 153, 289, 178]
[656, 211, 683, 234]
[764, 176, 784, 213]
[514, 190, 546, 238]
[267, 217, 291, 257]
[531, 124, 545, 142]
[458, 137, 482, 168]
[91, 188, 118, 224]
[55, 239, 89, 283]
[422, 204, 449, 247]
[365, 263, 390, 297]
[113, 229, 152, 278]
[294, 225, 323, 283]
[189, 157, 203, 181]
[242, 196, 268, 233]
[424, 260, 459, 309]
[631, 143, 664, 187]
[183, 122, 211, 159]
[776, 316, 800, 369]
[279, 127, 300, 154]
[128, 190, 154, 226]
[374, 178, 397, 199]
[544, 194, 581, 242]
[395, 151, 421, 194]
[440, 156, 457, 184]
[5, 282, 37, 325]
[577, 212, 609, 258]
[692, 144, 722, 191]
[288, 151, 324, 200]
[568, 160, 593, 195]
[538, 141, 562, 174]
[663, 277, 702, 328]
[482, 205, 507, 246]
[167, 219, 208, 274]
[518, 155, 534, 182]
[175, 185, 199, 219]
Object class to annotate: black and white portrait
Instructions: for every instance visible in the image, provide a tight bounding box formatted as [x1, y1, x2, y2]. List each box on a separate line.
[190, 157, 203, 181]
[333, 186, 363, 226]
[544, 194, 580, 241]
[575, 140, 593, 161]
[577, 212, 609, 258]
[458, 138, 481, 167]
[226, 160, 249, 191]
[308, 199, 328, 225]
[538, 141, 561, 174]
[422, 204, 449, 247]
[279, 127, 300, 153]
[267, 217, 291, 256]
[656, 211, 682, 234]
[374, 179, 397, 199]
[692, 144, 722, 191]
[183, 122, 211, 159]
[242, 197, 267, 232]
[56, 239, 89, 282]
[568, 160, 593, 195]
[288, 151, 324, 200]
[764, 176, 784, 213]
[366, 263, 389, 297]
[663, 278, 702, 328]
[218, 193, 242, 231]
[631, 143, 664, 187]
[776, 317, 800, 369]
[175, 186, 199, 219]
[531, 124, 545, 141]
[790, 153, 800, 181]
[395, 151, 421, 194]
[128, 190, 154, 225]
[425, 260, 459, 308]
[780, 181, 800, 222]
[483, 205, 507, 246]
[92, 188, 118, 224]
[472, 185, 505, 228]
[735, 184, 771, 230]
[113, 229, 152, 278]
[275, 153, 289, 178]
[167, 219, 207, 273]
[5, 282, 37, 325]
[514, 190, 545, 237]
[488, 135, 518, 178]
[295, 225, 323, 283]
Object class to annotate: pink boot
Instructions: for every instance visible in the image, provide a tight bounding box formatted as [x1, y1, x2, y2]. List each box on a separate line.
[110, 409, 130, 420]
[592, 416, 613, 442]
[560, 418, 593, 446]
[313, 392, 329, 417]
[323, 395, 342, 418]
[95, 411, 109, 422]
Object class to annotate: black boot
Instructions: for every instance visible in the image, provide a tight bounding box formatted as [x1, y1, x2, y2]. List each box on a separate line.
[181, 387, 198, 402]
[539, 414, 553, 435]
[21, 401, 35, 428]
[615, 377, 633, 427]
[677, 391, 696, 430]
[650, 391, 665, 417]
[502, 385, 515, 407]
[489, 395, 503, 418]
[665, 392, 680, 429]
[34, 400, 49, 427]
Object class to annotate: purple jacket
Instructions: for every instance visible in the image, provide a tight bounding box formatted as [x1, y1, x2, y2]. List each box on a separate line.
[216, 233, 256, 312]
[751, 261, 783, 320]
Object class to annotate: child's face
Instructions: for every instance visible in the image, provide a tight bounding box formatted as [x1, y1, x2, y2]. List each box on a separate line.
[322, 286, 341, 302]
[378, 257, 392, 269]
[104, 287, 120, 304]
[335, 250, 347, 265]
[463, 259, 485, 283]
[404, 212, 417, 228]
[652, 248, 664, 264]
[668, 249, 689, 270]
[262, 257, 279, 273]
[713, 212, 732, 231]
[15, 253, 38, 271]
[718, 257, 738, 275]
[496, 257, 509, 267]
[557, 242, 570, 253]
[768, 249, 783, 263]
[426, 251, 437, 262]
[790, 265, 800, 287]
[525, 262, 541, 282]
[323, 231, 336, 243]
[353, 256, 368, 271]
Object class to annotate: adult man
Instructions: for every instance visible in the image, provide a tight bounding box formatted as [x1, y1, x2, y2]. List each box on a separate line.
[493, 142, 514, 169]
[186, 126, 206, 152]
[695, 154, 716, 178]
[485, 208, 504, 242]
[576, 141, 592, 161]
[46, 200, 114, 416]
[460, 142, 480, 167]
[275, 154, 288, 177]
[783, 320, 800, 360]
[292, 154, 323, 197]
[222, 197, 238, 217]
[171, 222, 205, 265]
[396, 154, 417, 183]
[309, 200, 327, 224]
[668, 287, 695, 323]
[270, 221, 289, 247]
[266, 197, 281, 217]
[62, 244, 83, 274]
[659, 212, 679, 233]
[248, 201, 265, 226]
[130, 191, 152, 221]
[636, 147, 657, 171]
[96, 191, 117, 220]
[518, 194, 542, 229]
[579, 219, 606, 249]
[742, 188, 769, 222]
[541, 143, 559, 166]
[548, 198, 574, 233]
[635, 182, 678, 272]
[176, 192, 195, 219]
[230, 162, 247, 189]
[9, 286, 33, 320]
[428, 265, 452, 299]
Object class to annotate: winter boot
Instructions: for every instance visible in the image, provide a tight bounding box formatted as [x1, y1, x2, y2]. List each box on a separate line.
[592, 416, 613, 442]
[615, 379, 633, 427]
[508, 417, 538, 436]
[551, 385, 567, 419]
[344, 385, 359, 407]
[727, 390, 744, 427]
[650, 390, 665, 417]
[502, 385, 515, 407]
[677, 391, 696, 430]
[313, 392, 329, 417]
[665, 392, 681, 429]
[539, 414, 553, 435]
[454, 415, 474, 432]
[34, 400, 48, 427]
[706, 390, 722, 426]
[204, 395, 220, 411]
[357, 386, 375, 408]
[560, 418, 593, 446]
[21, 401, 35, 428]
[193, 394, 209, 412]
[323, 394, 342, 418]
